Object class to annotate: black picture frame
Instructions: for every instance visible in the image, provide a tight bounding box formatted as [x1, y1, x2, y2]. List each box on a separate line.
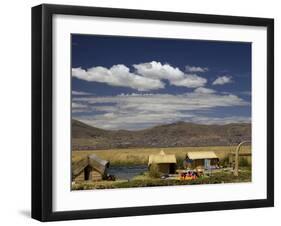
[32, 4, 274, 222]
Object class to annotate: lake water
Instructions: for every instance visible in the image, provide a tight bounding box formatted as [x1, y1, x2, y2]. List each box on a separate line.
[108, 165, 147, 180]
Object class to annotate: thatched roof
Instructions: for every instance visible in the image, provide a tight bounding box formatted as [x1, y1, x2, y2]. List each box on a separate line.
[88, 154, 109, 167]
[88, 154, 110, 174]
[72, 157, 88, 177]
[187, 151, 218, 160]
[72, 154, 109, 178]
[148, 150, 176, 166]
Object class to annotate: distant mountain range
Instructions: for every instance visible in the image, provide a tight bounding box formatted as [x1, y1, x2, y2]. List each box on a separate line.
[72, 119, 251, 150]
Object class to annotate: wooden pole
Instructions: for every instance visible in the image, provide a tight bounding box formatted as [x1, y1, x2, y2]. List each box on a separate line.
[234, 141, 251, 176]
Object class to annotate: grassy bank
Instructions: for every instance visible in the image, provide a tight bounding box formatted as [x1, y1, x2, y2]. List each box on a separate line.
[72, 146, 251, 166]
[72, 168, 251, 190]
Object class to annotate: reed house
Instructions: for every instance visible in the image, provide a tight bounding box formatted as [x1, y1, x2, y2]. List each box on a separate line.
[148, 150, 177, 174]
[72, 154, 109, 182]
[185, 151, 219, 170]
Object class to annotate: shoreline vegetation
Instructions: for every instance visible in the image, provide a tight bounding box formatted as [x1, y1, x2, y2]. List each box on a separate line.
[72, 168, 251, 190]
[71, 146, 251, 190]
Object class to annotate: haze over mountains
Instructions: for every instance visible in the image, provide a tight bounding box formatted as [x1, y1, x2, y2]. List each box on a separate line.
[72, 119, 251, 150]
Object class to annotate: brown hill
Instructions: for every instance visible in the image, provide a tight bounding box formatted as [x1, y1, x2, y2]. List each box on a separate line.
[72, 119, 251, 150]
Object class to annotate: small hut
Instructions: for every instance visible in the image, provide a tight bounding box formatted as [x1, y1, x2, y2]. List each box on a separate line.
[185, 151, 219, 170]
[148, 150, 177, 174]
[87, 154, 110, 180]
[72, 154, 109, 182]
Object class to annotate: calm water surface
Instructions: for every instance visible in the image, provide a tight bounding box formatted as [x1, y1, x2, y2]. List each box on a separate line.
[108, 165, 147, 180]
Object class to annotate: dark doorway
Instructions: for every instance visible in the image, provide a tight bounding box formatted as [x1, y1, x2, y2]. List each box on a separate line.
[169, 164, 176, 174]
[84, 165, 92, 180]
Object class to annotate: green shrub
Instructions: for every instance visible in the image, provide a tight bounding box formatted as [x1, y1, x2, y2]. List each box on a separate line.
[149, 164, 160, 178]
[176, 156, 185, 169]
[239, 157, 251, 167]
[220, 155, 230, 167]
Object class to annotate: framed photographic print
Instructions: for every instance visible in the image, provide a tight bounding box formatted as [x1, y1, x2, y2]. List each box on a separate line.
[32, 4, 274, 221]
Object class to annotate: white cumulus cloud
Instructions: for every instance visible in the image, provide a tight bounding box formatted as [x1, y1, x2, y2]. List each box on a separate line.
[73, 61, 208, 91]
[72, 102, 90, 113]
[72, 65, 165, 91]
[212, 75, 233, 85]
[185, 65, 208, 73]
[170, 74, 207, 88]
[72, 90, 92, 96]
[194, 87, 216, 94]
[133, 61, 207, 88]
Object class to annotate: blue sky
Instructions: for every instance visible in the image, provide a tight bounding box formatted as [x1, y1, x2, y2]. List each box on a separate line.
[71, 34, 251, 130]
